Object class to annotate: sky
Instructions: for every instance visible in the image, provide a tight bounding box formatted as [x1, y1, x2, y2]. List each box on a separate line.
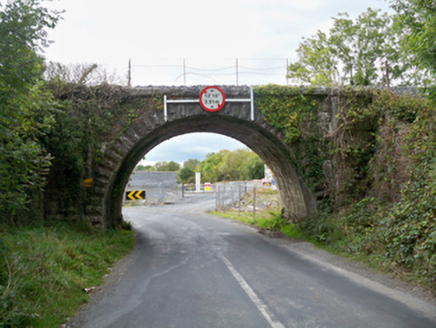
[43, 0, 392, 166]
[142, 133, 247, 166]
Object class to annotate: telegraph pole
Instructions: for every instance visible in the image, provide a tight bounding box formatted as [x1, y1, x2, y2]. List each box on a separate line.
[236, 58, 239, 86]
[183, 59, 186, 86]
[127, 59, 131, 87]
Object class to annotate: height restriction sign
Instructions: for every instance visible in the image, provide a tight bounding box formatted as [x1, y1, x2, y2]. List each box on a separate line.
[199, 86, 226, 112]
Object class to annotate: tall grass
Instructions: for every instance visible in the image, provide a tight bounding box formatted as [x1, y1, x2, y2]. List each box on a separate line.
[0, 222, 134, 327]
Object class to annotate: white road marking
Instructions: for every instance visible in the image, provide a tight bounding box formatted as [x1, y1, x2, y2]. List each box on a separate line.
[219, 255, 287, 328]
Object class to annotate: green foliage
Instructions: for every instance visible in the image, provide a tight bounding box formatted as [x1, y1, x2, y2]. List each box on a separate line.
[288, 6, 434, 89]
[154, 161, 180, 172]
[332, 89, 432, 204]
[211, 210, 301, 240]
[241, 151, 264, 180]
[257, 213, 302, 239]
[391, 0, 436, 100]
[196, 150, 228, 183]
[257, 213, 287, 231]
[177, 160, 199, 183]
[297, 90, 436, 292]
[178, 167, 195, 183]
[287, 30, 334, 86]
[42, 83, 163, 220]
[196, 149, 264, 183]
[0, 222, 134, 327]
[288, 8, 403, 87]
[255, 85, 327, 191]
[41, 102, 87, 217]
[0, 1, 59, 91]
[0, 0, 61, 224]
[293, 133, 329, 192]
[183, 159, 200, 170]
[134, 164, 155, 172]
[380, 101, 436, 287]
[254, 85, 318, 143]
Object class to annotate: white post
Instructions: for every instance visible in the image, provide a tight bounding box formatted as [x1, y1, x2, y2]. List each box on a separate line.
[195, 172, 201, 193]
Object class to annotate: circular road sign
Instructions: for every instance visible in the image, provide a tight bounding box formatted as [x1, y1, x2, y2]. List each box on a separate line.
[199, 86, 226, 112]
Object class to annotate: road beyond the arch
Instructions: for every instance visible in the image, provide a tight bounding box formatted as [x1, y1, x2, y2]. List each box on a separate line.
[68, 194, 436, 328]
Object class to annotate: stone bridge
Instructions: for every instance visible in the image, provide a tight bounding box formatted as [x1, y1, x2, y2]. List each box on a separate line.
[79, 85, 337, 229]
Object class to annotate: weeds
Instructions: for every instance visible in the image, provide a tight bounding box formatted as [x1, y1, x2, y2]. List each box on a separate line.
[0, 221, 134, 327]
[210, 210, 302, 240]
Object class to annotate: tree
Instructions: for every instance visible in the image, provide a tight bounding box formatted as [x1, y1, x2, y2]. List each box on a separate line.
[154, 161, 168, 171]
[390, 0, 436, 99]
[183, 159, 200, 170]
[154, 161, 180, 172]
[178, 159, 199, 183]
[43, 61, 125, 85]
[178, 167, 195, 183]
[166, 161, 181, 172]
[242, 151, 264, 180]
[0, 0, 61, 223]
[196, 150, 229, 183]
[134, 164, 155, 171]
[288, 8, 408, 87]
[196, 149, 264, 183]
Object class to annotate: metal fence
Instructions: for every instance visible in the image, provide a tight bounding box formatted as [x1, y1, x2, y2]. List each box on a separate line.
[182, 181, 264, 216]
[182, 183, 214, 194]
[214, 181, 268, 218]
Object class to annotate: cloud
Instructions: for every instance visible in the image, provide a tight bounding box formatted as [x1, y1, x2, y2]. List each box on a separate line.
[140, 133, 247, 165]
[44, 0, 393, 167]
[46, 0, 389, 87]
[272, 0, 321, 10]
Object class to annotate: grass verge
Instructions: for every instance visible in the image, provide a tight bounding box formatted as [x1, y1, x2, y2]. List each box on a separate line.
[212, 208, 435, 295]
[0, 221, 134, 327]
[212, 210, 401, 273]
[209, 210, 302, 240]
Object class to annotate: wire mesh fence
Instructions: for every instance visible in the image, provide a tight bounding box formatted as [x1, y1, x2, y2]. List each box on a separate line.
[215, 181, 276, 219]
[182, 180, 279, 218]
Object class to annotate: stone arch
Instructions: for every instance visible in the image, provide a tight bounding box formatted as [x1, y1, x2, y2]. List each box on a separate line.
[98, 108, 316, 229]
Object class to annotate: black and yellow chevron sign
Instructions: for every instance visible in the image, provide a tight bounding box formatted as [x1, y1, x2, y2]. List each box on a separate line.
[125, 190, 146, 201]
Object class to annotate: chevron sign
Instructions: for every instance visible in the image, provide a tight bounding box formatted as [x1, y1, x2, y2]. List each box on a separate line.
[125, 190, 146, 201]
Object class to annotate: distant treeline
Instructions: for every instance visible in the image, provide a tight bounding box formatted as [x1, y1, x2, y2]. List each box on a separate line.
[134, 148, 264, 183]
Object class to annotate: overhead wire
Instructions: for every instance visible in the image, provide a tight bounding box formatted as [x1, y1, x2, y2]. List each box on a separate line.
[131, 58, 290, 85]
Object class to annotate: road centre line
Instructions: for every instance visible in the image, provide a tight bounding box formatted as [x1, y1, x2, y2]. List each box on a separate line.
[219, 255, 287, 328]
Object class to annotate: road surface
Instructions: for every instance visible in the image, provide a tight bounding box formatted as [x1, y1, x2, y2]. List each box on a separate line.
[68, 194, 436, 327]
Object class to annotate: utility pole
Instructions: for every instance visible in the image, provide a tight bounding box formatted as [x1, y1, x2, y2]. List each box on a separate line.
[385, 60, 391, 93]
[127, 59, 131, 87]
[286, 59, 289, 86]
[236, 58, 239, 86]
[183, 59, 186, 86]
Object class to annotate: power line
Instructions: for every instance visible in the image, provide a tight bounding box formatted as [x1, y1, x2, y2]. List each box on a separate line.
[129, 58, 290, 86]
[186, 66, 235, 72]
[239, 65, 284, 71]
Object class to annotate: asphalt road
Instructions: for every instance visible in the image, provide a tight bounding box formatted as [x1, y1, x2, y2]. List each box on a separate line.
[68, 194, 436, 328]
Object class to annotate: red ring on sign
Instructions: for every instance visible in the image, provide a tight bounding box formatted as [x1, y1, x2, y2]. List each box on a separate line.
[199, 86, 226, 112]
